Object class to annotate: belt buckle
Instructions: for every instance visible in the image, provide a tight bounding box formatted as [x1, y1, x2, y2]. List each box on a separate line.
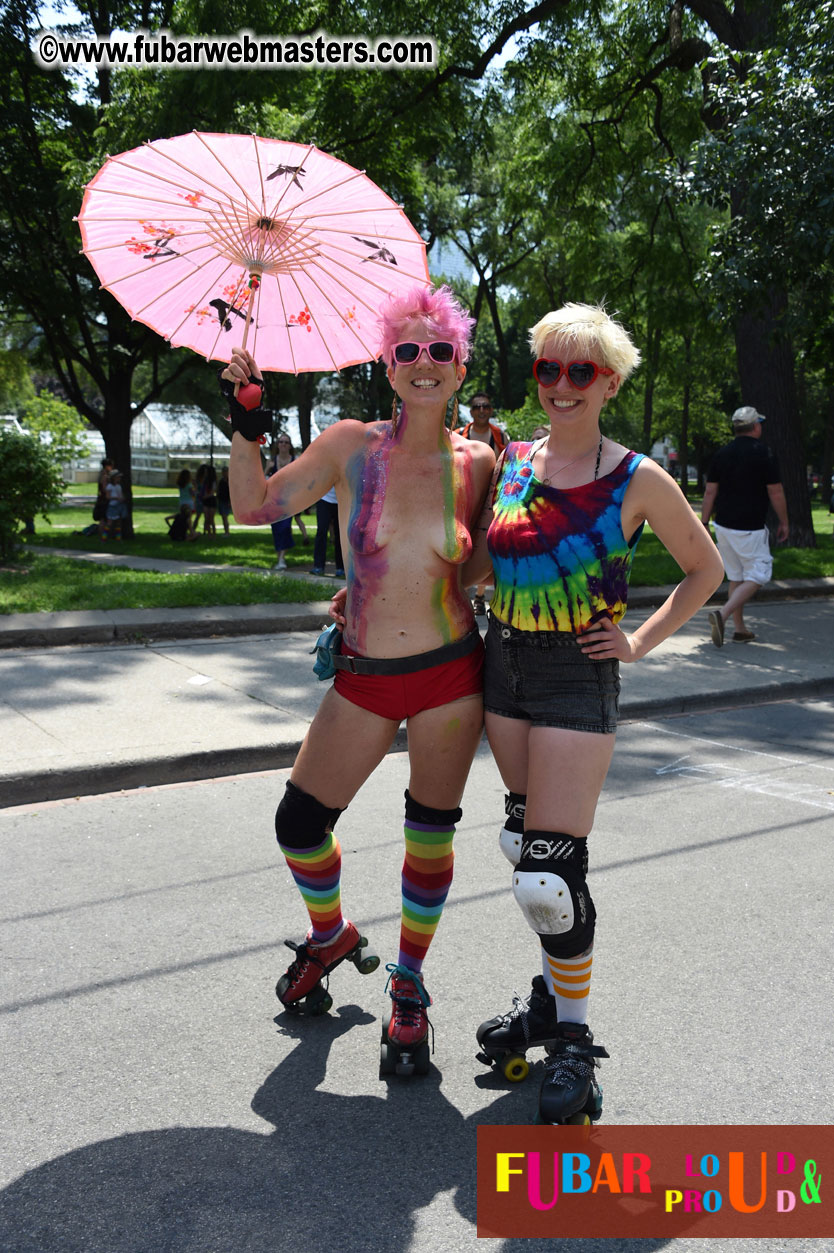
[346, 656, 359, 674]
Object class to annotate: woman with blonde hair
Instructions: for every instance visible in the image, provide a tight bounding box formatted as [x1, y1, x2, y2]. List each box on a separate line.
[469, 302, 723, 1121]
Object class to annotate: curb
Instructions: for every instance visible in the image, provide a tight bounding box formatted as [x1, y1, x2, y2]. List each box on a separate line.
[618, 675, 834, 723]
[2, 578, 833, 649]
[5, 680, 833, 809]
[1, 728, 410, 809]
[0, 603, 335, 649]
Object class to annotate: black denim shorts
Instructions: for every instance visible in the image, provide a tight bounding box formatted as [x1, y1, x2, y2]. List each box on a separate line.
[483, 615, 620, 734]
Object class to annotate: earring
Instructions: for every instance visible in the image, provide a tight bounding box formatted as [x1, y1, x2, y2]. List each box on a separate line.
[391, 394, 400, 435]
[450, 394, 459, 430]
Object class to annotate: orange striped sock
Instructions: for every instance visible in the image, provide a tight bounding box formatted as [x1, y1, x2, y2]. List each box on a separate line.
[543, 947, 593, 1025]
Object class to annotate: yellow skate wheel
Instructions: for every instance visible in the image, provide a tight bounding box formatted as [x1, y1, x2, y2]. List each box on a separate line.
[501, 1054, 530, 1083]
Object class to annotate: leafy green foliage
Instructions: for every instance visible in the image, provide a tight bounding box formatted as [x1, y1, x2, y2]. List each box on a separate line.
[681, 3, 834, 321]
[20, 391, 92, 465]
[2, 0, 831, 554]
[0, 427, 65, 560]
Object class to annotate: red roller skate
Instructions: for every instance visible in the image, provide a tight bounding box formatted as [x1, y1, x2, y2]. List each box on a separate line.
[379, 963, 432, 1078]
[275, 920, 379, 1016]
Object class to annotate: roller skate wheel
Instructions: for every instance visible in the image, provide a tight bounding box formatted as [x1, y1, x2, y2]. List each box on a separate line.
[304, 985, 332, 1016]
[501, 1053, 530, 1084]
[413, 1041, 431, 1076]
[395, 1051, 415, 1077]
[379, 1041, 396, 1077]
[565, 1112, 592, 1127]
[349, 937, 380, 974]
[354, 948, 380, 975]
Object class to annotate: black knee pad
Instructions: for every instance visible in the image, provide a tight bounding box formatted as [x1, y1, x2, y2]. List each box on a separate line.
[513, 829, 595, 958]
[404, 789, 462, 827]
[274, 780, 343, 849]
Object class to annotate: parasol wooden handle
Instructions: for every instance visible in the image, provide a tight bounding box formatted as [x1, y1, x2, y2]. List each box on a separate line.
[233, 270, 261, 397]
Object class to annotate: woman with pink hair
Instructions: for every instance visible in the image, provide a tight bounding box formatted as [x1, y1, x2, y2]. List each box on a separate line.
[223, 284, 494, 1075]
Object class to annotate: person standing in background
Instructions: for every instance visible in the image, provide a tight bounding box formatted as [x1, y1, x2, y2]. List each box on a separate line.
[460, 393, 506, 616]
[700, 406, 789, 645]
[311, 484, 345, 578]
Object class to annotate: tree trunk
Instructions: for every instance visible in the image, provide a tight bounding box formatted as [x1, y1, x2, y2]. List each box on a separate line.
[483, 280, 511, 407]
[641, 323, 661, 453]
[679, 334, 691, 499]
[100, 370, 135, 539]
[819, 386, 834, 515]
[296, 373, 316, 449]
[734, 288, 815, 547]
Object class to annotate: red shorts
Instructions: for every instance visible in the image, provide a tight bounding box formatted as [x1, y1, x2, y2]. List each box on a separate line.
[333, 635, 484, 721]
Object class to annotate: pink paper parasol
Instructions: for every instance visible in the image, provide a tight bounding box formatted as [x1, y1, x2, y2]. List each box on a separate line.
[77, 131, 430, 372]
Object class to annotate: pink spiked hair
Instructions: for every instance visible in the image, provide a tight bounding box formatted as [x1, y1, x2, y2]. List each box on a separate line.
[379, 284, 475, 365]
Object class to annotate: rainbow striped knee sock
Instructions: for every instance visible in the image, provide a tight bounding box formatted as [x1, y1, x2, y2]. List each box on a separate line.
[398, 792, 460, 972]
[279, 831, 343, 944]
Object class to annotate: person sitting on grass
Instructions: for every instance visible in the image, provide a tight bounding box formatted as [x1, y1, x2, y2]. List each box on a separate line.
[165, 504, 196, 542]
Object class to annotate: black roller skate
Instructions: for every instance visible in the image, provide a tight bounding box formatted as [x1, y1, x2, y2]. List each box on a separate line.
[275, 920, 379, 1016]
[379, 963, 432, 1078]
[476, 975, 559, 1082]
[537, 1021, 609, 1125]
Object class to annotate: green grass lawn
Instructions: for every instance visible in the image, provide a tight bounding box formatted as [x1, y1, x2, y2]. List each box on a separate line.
[4, 498, 831, 615]
[634, 505, 834, 585]
[0, 554, 337, 614]
[26, 499, 316, 570]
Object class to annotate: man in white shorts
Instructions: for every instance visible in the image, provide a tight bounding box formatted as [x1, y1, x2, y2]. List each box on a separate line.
[700, 406, 789, 645]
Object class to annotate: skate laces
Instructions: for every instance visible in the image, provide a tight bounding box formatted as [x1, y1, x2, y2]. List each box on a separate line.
[503, 989, 533, 1046]
[384, 962, 431, 1007]
[544, 1043, 595, 1086]
[384, 963, 434, 1050]
[544, 1035, 608, 1085]
[283, 939, 327, 991]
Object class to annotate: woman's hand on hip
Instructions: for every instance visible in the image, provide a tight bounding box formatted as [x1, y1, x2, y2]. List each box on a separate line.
[578, 617, 639, 662]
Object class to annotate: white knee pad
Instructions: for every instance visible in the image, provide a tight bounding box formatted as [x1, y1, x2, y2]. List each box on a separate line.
[513, 868, 575, 934]
[512, 830, 596, 955]
[499, 825, 523, 865]
[499, 792, 526, 865]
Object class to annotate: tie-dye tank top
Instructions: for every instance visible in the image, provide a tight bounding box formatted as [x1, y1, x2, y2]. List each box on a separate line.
[487, 441, 646, 633]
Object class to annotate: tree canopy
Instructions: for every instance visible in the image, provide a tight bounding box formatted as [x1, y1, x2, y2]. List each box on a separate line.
[1, 0, 831, 541]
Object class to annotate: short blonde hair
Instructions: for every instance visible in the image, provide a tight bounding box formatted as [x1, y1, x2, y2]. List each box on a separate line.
[529, 304, 641, 379]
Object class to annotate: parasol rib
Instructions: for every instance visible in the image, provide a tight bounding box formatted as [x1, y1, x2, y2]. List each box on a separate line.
[260, 140, 318, 223]
[284, 270, 342, 374]
[264, 165, 368, 220]
[194, 133, 314, 227]
[294, 265, 381, 360]
[146, 135, 262, 218]
[97, 153, 250, 217]
[131, 254, 238, 326]
[273, 279, 299, 375]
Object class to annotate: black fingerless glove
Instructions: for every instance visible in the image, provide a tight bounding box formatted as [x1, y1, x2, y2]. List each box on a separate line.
[218, 370, 271, 442]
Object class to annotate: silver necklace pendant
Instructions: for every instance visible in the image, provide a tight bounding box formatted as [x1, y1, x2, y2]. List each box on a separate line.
[539, 434, 604, 485]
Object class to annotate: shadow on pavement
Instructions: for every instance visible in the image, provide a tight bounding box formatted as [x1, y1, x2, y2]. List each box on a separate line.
[0, 1003, 673, 1253]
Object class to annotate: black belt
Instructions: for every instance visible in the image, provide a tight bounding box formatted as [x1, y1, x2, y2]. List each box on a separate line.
[332, 627, 482, 676]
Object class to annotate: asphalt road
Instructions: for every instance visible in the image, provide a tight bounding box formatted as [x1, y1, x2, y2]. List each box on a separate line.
[1, 699, 832, 1252]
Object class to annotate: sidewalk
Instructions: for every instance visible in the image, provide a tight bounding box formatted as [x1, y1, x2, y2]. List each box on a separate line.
[1, 561, 832, 807]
